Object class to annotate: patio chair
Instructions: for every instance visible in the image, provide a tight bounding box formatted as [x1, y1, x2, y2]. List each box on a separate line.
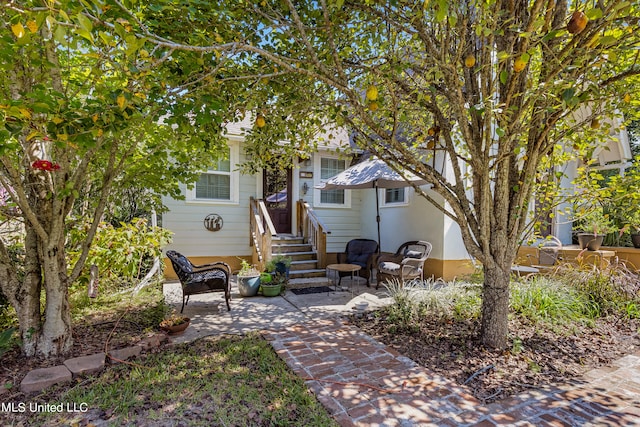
[166, 250, 231, 313]
[376, 240, 432, 288]
[336, 239, 379, 286]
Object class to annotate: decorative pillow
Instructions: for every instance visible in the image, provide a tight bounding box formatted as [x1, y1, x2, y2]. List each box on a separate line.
[404, 250, 422, 259]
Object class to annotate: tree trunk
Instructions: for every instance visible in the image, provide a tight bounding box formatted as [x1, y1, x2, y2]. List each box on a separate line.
[480, 263, 511, 349]
[37, 221, 73, 356]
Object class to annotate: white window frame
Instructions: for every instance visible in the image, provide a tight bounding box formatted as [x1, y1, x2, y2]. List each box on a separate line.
[186, 141, 240, 205]
[313, 154, 351, 208]
[380, 187, 411, 207]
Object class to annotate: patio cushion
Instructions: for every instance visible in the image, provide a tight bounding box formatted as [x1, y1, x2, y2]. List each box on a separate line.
[378, 261, 401, 274]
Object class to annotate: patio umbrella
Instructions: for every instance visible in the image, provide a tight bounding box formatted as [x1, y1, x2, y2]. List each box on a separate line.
[315, 158, 429, 250]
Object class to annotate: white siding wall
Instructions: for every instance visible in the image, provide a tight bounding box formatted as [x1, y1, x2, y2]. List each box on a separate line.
[162, 148, 257, 257]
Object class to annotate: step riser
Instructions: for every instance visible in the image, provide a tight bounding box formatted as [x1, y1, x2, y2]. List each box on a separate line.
[273, 238, 305, 245]
[290, 261, 318, 271]
[273, 244, 313, 253]
[277, 252, 317, 261]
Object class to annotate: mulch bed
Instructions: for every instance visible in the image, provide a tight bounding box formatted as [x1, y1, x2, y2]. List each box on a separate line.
[350, 311, 640, 403]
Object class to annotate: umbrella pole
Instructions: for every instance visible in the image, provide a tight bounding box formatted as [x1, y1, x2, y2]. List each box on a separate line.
[375, 182, 381, 252]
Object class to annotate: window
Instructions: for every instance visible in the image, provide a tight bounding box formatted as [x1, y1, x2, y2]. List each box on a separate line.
[385, 188, 405, 204]
[187, 143, 239, 204]
[196, 156, 231, 200]
[314, 155, 350, 207]
[320, 158, 345, 204]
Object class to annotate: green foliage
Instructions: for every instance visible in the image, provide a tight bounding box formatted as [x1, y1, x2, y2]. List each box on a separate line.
[265, 254, 292, 272]
[238, 258, 260, 276]
[554, 261, 640, 318]
[0, 327, 16, 358]
[383, 279, 482, 331]
[510, 277, 597, 323]
[67, 218, 172, 291]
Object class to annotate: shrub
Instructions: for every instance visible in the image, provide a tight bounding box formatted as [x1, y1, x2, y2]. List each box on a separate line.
[67, 218, 173, 291]
[553, 260, 640, 318]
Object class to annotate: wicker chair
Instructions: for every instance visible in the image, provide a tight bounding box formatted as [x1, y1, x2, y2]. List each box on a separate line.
[376, 241, 432, 288]
[336, 239, 379, 286]
[166, 250, 231, 313]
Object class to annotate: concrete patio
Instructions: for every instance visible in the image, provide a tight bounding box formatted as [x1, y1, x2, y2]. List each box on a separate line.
[163, 276, 392, 344]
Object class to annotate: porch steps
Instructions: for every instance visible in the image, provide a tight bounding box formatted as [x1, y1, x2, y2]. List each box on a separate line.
[272, 234, 330, 288]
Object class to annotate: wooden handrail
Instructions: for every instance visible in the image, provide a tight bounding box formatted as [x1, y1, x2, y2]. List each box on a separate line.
[249, 197, 275, 269]
[297, 199, 331, 268]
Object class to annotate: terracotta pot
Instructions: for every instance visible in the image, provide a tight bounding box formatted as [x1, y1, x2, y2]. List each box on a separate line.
[631, 233, 640, 249]
[160, 318, 190, 335]
[577, 233, 604, 251]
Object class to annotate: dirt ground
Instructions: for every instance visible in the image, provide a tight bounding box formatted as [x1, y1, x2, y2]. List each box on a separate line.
[350, 312, 640, 403]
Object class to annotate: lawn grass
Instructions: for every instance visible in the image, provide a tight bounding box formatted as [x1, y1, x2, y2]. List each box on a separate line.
[1, 282, 337, 426]
[33, 332, 337, 426]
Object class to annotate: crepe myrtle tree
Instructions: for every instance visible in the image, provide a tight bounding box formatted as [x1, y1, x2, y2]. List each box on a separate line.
[0, 1, 252, 357]
[217, 0, 640, 348]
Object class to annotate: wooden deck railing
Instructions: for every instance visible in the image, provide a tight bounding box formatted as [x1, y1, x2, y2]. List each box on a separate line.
[297, 199, 331, 268]
[249, 197, 277, 269]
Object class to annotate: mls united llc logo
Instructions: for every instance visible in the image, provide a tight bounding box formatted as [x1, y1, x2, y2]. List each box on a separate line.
[1, 402, 88, 413]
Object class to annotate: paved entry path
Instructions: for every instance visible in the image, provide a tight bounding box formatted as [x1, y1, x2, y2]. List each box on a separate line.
[263, 318, 640, 426]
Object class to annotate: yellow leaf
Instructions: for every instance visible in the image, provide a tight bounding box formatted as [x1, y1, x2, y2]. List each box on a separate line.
[215, 34, 224, 43]
[97, 129, 103, 137]
[92, 114, 98, 123]
[52, 116, 64, 124]
[26, 20, 38, 33]
[18, 108, 32, 119]
[116, 94, 126, 109]
[57, 133, 68, 141]
[11, 22, 25, 38]
[134, 92, 146, 99]
[26, 131, 40, 141]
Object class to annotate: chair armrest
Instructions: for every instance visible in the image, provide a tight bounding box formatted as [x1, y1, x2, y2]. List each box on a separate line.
[193, 262, 231, 277]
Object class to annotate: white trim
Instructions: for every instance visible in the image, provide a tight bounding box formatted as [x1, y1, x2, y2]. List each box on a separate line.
[186, 141, 240, 205]
[313, 154, 351, 208]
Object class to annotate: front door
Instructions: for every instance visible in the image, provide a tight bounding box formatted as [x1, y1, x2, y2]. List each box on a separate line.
[263, 165, 292, 234]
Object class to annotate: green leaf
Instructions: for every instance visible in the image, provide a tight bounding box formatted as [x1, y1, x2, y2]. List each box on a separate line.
[496, 127, 505, 137]
[585, 8, 603, 20]
[499, 70, 507, 85]
[76, 13, 93, 33]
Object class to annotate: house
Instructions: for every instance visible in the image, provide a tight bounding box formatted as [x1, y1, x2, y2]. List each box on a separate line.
[161, 115, 472, 283]
[162, 113, 635, 283]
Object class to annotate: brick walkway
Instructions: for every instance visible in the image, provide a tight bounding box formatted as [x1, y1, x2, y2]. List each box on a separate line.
[263, 319, 640, 426]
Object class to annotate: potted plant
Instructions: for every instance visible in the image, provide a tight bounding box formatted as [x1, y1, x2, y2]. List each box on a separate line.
[261, 271, 286, 297]
[237, 259, 261, 297]
[265, 254, 292, 279]
[160, 312, 191, 335]
[576, 208, 616, 251]
[624, 210, 640, 249]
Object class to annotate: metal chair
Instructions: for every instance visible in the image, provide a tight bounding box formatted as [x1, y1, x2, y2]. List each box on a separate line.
[166, 250, 231, 313]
